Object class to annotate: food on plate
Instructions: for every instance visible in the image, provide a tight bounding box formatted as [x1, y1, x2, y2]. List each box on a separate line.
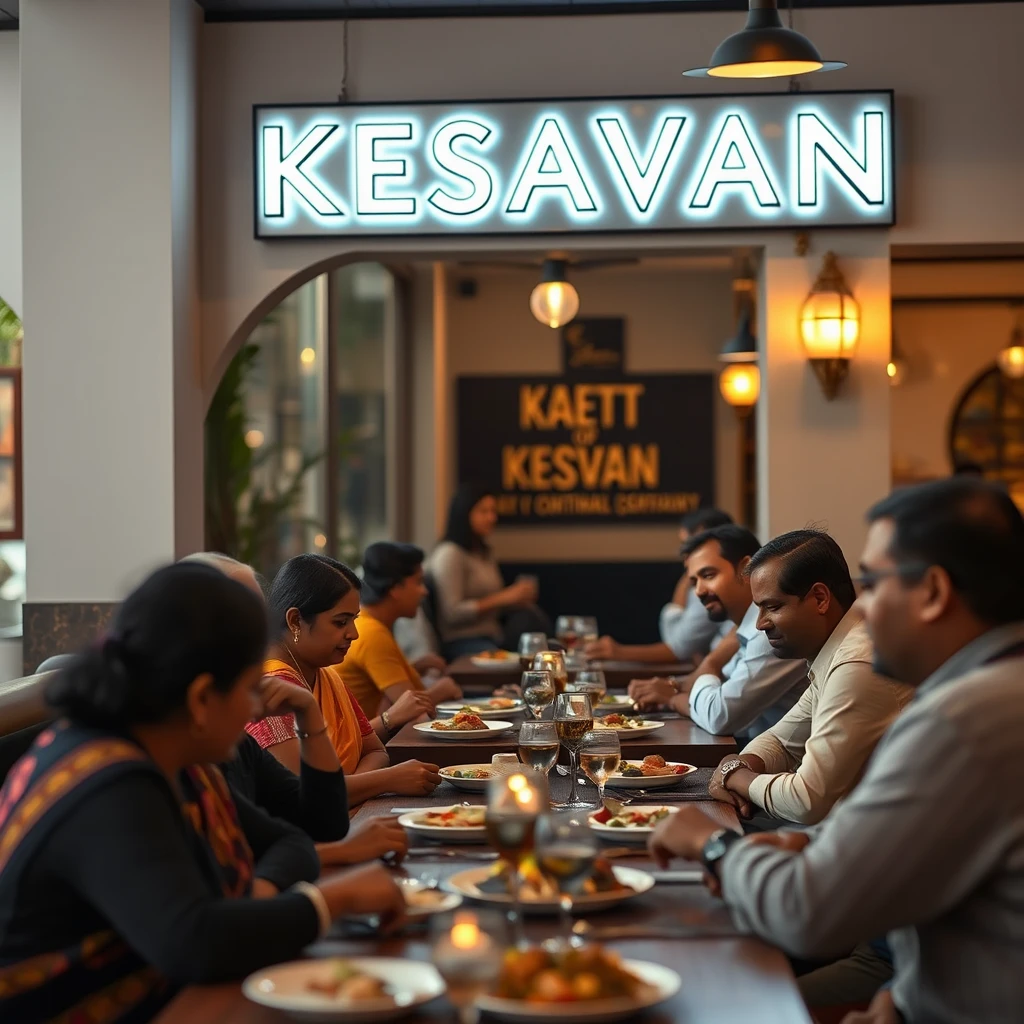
[403, 887, 450, 910]
[432, 711, 488, 731]
[452, 698, 518, 712]
[596, 714, 650, 730]
[444, 766, 492, 780]
[617, 755, 689, 778]
[306, 960, 393, 1003]
[473, 650, 517, 662]
[417, 805, 487, 828]
[495, 945, 656, 1003]
[591, 806, 673, 829]
[477, 854, 629, 900]
[599, 694, 629, 705]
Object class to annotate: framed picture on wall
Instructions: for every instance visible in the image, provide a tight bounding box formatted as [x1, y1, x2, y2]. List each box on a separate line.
[0, 369, 23, 540]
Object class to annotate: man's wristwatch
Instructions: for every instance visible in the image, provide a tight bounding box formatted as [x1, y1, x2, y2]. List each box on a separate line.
[718, 758, 749, 786]
[701, 828, 744, 879]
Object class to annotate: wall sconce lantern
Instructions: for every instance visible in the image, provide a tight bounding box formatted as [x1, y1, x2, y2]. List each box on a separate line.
[800, 251, 860, 400]
[530, 258, 580, 329]
[719, 308, 761, 413]
[997, 306, 1024, 379]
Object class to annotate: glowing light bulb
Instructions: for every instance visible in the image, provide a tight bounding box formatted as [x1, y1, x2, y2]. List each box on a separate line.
[244, 429, 265, 448]
[300, 347, 316, 366]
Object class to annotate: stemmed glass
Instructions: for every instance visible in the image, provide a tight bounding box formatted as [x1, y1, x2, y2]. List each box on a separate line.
[518, 632, 549, 670]
[484, 770, 548, 948]
[568, 669, 607, 705]
[521, 670, 555, 719]
[430, 908, 507, 1024]
[579, 728, 621, 806]
[552, 691, 593, 810]
[555, 615, 582, 651]
[532, 650, 568, 695]
[535, 811, 599, 948]
[578, 616, 599, 650]
[517, 721, 559, 775]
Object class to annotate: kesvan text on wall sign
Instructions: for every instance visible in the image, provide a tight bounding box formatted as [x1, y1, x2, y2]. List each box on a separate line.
[457, 374, 715, 525]
[254, 91, 894, 239]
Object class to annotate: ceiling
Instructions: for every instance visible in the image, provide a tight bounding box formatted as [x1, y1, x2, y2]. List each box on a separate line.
[0, 0, 1016, 28]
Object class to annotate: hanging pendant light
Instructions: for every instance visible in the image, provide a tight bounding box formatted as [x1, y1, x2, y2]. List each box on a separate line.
[997, 307, 1024, 379]
[719, 305, 761, 411]
[684, 0, 845, 80]
[530, 259, 580, 329]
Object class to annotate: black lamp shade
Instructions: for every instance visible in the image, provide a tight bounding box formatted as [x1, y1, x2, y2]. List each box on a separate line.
[719, 307, 758, 363]
[684, 0, 845, 79]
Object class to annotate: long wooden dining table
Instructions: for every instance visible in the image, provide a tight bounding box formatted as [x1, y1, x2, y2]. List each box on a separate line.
[155, 780, 812, 1024]
[449, 656, 693, 694]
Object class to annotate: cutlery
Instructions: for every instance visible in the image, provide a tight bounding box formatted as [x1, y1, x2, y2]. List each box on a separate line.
[404, 848, 499, 860]
[571, 921, 731, 941]
[391, 802, 482, 814]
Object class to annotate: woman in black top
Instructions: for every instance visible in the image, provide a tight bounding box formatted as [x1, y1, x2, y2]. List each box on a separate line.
[0, 563, 405, 1024]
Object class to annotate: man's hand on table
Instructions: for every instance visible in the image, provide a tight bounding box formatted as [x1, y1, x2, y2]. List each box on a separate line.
[648, 805, 727, 866]
[708, 753, 767, 819]
[585, 635, 622, 661]
[628, 676, 678, 709]
[323, 815, 409, 867]
[318, 863, 408, 932]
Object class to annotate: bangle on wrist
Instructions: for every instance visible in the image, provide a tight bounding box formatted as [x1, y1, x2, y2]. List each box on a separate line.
[295, 721, 328, 740]
[381, 710, 394, 735]
[292, 881, 331, 937]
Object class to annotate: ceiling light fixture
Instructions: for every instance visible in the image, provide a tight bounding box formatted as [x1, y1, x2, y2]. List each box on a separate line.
[530, 259, 580, 330]
[683, 0, 845, 80]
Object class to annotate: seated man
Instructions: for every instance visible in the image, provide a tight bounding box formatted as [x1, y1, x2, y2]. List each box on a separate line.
[339, 542, 463, 742]
[648, 478, 1024, 1024]
[585, 508, 733, 665]
[709, 529, 913, 826]
[630, 525, 808, 741]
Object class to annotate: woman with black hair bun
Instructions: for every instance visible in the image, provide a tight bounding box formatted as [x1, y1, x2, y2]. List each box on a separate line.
[426, 482, 549, 659]
[0, 562, 406, 1024]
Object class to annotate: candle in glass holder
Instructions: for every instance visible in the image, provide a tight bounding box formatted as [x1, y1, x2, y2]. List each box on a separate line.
[431, 910, 506, 1024]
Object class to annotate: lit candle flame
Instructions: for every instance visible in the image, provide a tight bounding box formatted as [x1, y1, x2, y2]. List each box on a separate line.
[451, 911, 481, 949]
[508, 773, 528, 792]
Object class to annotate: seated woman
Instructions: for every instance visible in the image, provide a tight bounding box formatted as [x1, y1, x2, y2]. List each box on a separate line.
[249, 553, 441, 803]
[184, 554, 409, 864]
[341, 542, 464, 740]
[0, 562, 405, 1024]
[426, 482, 548, 660]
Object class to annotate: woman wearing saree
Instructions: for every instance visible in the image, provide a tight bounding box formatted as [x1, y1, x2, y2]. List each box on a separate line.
[0, 563, 405, 1024]
[248, 553, 441, 802]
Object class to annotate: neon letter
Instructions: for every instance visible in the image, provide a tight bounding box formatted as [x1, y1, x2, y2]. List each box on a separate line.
[688, 113, 780, 212]
[354, 122, 417, 216]
[505, 117, 598, 216]
[428, 119, 495, 217]
[797, 110, 886, 208]
[594, 115, 688, 214]
[262, 123, 344, 218]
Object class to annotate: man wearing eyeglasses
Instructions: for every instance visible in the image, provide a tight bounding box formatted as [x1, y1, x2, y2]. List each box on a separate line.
[648, 478, 1024, 1024]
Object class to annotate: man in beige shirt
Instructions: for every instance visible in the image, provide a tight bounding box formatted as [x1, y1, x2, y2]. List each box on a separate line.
[709, 529, 912, 826]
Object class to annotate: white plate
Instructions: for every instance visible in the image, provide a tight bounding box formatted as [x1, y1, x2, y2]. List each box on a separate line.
[398, 806, 488, 844]
[608, 762, 697, 790]
[469, 652, 519, 670]
[593, 695, 635, 715]
[588, 805, 679, 844]
[592, 719, 666, 735]
[243, 957, 445, 1022]
[444, 864, 654, 913]
[413, 720, 515, 741]
[436, 699, 524, 718]
[396, 878, 463, 917]
[438, 764, 495, 792]
[477, 959, 681, 1023]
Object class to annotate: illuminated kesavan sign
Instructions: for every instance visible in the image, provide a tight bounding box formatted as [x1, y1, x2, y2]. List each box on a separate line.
[254, 91, 894, 238]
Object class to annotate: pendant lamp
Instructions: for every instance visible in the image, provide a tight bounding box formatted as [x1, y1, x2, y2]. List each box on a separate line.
[684, 0, 845, 80]
[530, 259, 580, 329]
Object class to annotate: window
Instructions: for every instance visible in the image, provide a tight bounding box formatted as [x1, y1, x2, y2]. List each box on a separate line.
[204, 263, 399, 577]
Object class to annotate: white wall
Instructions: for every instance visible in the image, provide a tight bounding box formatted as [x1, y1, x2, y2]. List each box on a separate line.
[199, 1, 1024, 385]
[444, 261, 737, 561]
[0, 33, 20, 317]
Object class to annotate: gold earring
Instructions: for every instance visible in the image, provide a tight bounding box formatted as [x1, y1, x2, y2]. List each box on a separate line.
[293, 631, 300, 643]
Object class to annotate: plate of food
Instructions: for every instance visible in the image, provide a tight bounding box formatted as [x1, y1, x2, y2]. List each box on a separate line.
[436, 698, 524, 718]
[243, 957, 445, 1022]
[593, 694, 636, 714]
[588, 804, 678, 844]
[609, 755, 697, 790]
[592, 714, 666, 734]
[397, 804, 488, 843]
[413, 714, 515, 740]
[395, 877, 463, 917]
[438, 764, 494, 792]
[445, 856, 653, 913]
[478, 946, 680, 1022]
[469, 650, 519, 670]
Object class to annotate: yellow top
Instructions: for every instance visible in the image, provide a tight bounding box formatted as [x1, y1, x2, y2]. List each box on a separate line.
[339, 614, 424, 719]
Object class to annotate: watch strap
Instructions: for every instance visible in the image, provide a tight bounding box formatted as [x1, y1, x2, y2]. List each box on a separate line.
[701, 828, 744, 879]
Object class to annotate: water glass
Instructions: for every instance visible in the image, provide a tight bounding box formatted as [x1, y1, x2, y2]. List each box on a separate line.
[580, 728, 621, 804]
[518, 631, 549, 671]
[532, 650, 568, 694]
[518, 720, 559, 775]
[535, 811, 599, 948]
[521, 670, 555, 719]
[568, 668, 607, 703]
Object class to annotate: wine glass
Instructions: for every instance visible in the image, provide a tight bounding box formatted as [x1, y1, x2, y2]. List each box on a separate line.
[484, 770, 548, 948]
[518, 631, 549, 671]
[552, 691, 593, 810]
[521, 671, 555, 719]
[578, 616, 599, 649]
[532, 650, 568, 695]
[430, 908, 507, 1024]
[568, 669, 607, 705]
[518, 721, 559, 775]
[535, 811, 599, 948]
[555, 615, 582, 651]
[580, 728, 621, 806]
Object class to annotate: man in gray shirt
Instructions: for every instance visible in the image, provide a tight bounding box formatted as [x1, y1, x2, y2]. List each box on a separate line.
[648, 478, 1024, 1024]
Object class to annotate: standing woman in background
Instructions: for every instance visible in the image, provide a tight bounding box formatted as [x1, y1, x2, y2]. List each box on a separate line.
[426, 483, 549, 660]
